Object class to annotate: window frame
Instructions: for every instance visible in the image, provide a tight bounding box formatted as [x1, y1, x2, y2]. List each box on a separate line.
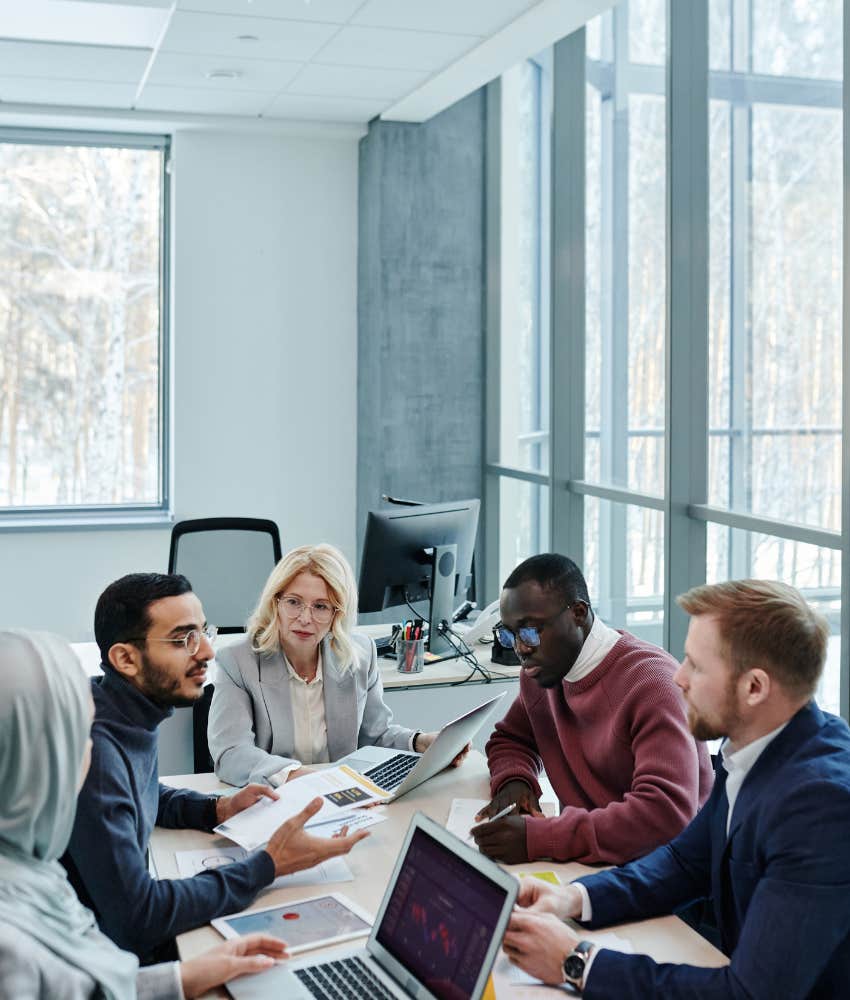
[0, 127, 172, 530]
[484, 0, 849, 720]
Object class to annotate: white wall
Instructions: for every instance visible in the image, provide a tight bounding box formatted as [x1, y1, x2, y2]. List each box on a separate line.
[0, 127, 359, 640]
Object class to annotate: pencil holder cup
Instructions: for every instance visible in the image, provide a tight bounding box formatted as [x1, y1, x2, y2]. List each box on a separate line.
[396, 637, 425, 674]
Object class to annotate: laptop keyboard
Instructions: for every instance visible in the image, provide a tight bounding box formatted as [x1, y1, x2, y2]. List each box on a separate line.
[364, 753, 419, 791]
[294, 956, 396, 1000]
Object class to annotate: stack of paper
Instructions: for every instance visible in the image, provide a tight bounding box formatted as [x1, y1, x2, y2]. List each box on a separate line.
[175, 847, 355, 889]
[215, 766, 390, 851]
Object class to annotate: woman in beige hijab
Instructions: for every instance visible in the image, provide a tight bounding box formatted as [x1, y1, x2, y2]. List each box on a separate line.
[0, 628, 286, 999]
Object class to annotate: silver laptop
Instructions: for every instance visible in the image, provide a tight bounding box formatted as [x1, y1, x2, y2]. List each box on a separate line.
[336, 691, 507, 800]
[227, 811, 518, 1000]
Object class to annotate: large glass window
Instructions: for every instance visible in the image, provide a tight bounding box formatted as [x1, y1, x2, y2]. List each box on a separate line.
[0, 132, 168, 517]
[499, 56, 552, 475]
[585, 3, 666, 499]
[488, 0, 846, 715]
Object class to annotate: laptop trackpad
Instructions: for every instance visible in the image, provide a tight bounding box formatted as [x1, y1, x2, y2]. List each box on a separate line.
[227, 963, 311, 1000]
[343, 755, 376, 773]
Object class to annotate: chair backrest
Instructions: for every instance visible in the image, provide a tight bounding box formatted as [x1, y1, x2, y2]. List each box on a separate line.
[168, 517, 282, 633]
[169, 517, 282, 774]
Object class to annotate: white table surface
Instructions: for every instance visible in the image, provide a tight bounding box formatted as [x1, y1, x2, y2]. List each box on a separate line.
[155, 752, 727, 998]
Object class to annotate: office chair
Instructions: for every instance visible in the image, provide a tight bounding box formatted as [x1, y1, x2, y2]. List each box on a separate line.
[168, 517, 283, 772]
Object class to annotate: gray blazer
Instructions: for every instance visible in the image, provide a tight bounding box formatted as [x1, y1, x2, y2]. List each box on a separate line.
[208, 632, 413, 786]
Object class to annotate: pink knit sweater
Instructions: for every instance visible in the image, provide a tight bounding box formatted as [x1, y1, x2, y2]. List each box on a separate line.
[486, 631, 713, 865]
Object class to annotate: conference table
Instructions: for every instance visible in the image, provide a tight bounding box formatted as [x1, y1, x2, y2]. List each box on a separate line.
[154, 753, 727, 998]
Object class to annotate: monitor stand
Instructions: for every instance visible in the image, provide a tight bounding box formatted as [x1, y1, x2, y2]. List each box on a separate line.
[426, 543, 457, 656]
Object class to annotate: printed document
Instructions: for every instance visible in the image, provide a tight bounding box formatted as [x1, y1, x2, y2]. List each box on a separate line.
[214, 765, 391, 851]
[175, 847, 353, 889]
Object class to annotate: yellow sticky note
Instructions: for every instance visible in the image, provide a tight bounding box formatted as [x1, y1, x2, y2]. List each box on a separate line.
[481, 974, 497, 1000]
[518, 870, 561, 885]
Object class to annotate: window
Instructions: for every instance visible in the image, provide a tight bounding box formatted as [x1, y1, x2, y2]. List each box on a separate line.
[0, 130, 169, 521]
[485, 53, 552, 582]
[486, 0, 847, 716]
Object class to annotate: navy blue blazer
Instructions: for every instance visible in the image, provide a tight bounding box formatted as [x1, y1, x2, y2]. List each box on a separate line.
[575, 701, 850, 998]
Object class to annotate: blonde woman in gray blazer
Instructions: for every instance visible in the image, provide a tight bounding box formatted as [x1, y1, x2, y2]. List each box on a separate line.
[209, 543, 444, 787]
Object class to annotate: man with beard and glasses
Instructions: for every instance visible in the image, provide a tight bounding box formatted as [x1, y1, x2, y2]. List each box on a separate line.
[472, 554, 712, 865]
[62, 573, 369, 965]
[500, 580, 850, 998]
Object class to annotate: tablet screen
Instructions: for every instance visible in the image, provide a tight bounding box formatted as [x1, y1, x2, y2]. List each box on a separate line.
[218, 895, 370, 951]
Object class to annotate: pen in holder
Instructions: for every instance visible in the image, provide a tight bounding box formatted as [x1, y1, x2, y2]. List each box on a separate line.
[396, 635, 425, 674]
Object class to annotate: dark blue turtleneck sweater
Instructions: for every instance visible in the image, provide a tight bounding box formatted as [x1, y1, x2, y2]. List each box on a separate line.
[62, 668, 274, 961]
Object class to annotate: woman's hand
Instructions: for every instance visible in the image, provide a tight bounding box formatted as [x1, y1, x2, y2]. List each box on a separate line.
[179, 934, 287, 998]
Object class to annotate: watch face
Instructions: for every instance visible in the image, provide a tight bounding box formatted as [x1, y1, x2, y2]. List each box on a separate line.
[564, 955, 586, 981]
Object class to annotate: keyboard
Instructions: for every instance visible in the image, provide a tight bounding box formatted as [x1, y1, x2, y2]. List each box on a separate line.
[294, 956, 397, 1000]
[364, 753, 420, 791]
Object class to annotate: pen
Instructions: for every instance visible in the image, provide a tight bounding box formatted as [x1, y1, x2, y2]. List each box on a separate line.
[483, 802, 517, 823]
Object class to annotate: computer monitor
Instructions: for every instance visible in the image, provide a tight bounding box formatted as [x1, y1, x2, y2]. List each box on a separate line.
[358, 499, 480, 656]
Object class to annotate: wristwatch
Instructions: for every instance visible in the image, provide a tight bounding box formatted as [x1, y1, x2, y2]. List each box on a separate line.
[563, 940, 595, 991]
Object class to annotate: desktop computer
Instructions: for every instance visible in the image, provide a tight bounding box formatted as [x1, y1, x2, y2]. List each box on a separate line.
[358, 499, 480, 656]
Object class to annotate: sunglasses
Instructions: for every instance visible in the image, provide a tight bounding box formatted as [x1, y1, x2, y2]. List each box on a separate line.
[497, 601, 578, 650]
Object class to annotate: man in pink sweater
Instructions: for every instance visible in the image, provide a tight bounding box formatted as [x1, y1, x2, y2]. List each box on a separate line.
[472, 554, 712, 865]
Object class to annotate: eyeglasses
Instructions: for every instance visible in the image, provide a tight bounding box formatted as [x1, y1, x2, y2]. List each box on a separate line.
[137, 625, 218, 656]
[277, 595, 338, 625]
[497, 602, 575, 651]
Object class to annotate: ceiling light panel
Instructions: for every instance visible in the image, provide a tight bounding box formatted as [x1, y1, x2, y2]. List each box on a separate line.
[0, 39, 150, 82]
[316, 26, 479, 73]
[262, 92, 386, 123]
[175, 0, 364, 23]
[160, 11, 335, 62]
[146, 51, 301, 91]
[0, 0, 170, 47]
[0, 75, 137, 108]
[287, 63, 425, 100]
[135, 83, 271, 114]
[351, 0, 539, 37]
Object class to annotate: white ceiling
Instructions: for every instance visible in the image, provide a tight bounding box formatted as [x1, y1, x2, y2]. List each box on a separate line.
[0, 0, 556, 127]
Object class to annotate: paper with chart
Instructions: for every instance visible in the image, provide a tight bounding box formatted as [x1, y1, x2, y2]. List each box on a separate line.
[174, 846, 354, 889]
[303, 804, 389, 838]
[446, 798, 490, 847]
[447, 798, 559, 851]
[214, 765, 391, 850]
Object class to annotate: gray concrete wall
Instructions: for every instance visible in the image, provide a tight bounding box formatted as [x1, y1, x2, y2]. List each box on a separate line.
[357, 90, 487, 570]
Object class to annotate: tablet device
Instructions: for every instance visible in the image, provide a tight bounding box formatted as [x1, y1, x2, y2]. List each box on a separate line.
[212, 892, 373, 956]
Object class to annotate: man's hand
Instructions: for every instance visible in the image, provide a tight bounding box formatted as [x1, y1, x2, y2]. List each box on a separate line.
[470, 814, 529, 864]
[216, 783, 278, 824]
[180, 933, 287, 998]
[264, 797, 370, 877]
[475, 780, 542, 822]
[516, 880, 583, 920]
[502, 911, 579, 985]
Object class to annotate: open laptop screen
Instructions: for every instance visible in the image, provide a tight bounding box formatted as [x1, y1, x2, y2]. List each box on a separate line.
[375, 827, 510, 1000]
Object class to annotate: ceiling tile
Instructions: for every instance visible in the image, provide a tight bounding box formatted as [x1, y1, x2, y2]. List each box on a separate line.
[176, 0, 363, 23]
[315, 25, 478, 73]
[65, 1, 172, 7]
[160, 10, 335, 62]
[0, 40, 149, 82]
[0, 75, 136, 108]
[287, 63, 425, 100]
[262, 92, 384, 123]
[146, 51, 301, 91]
[351, 0, 538, 37]
[135, 83, 269, 114]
